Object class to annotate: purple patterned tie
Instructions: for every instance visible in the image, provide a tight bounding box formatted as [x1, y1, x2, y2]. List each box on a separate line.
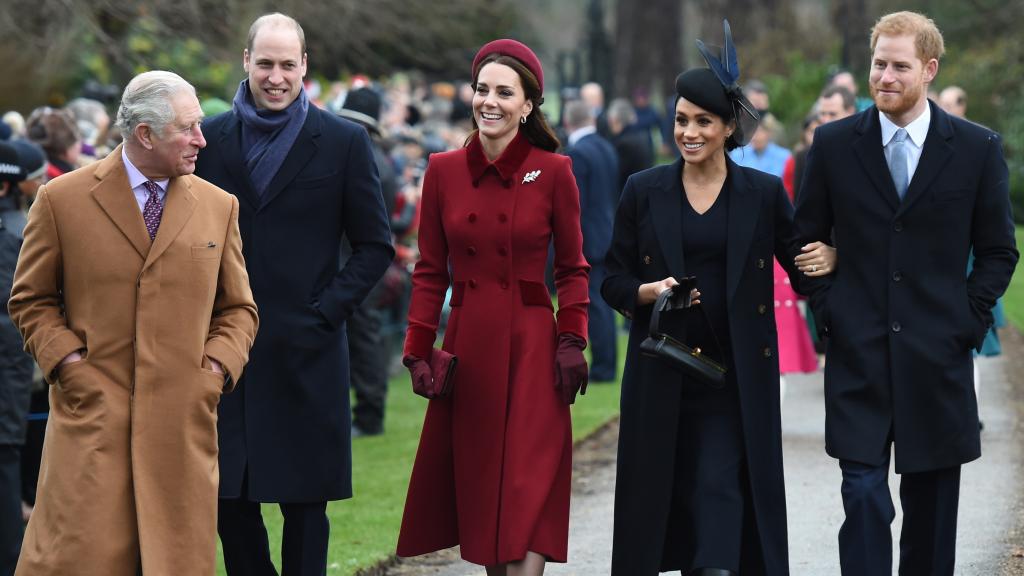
[142, 180, 163, 240]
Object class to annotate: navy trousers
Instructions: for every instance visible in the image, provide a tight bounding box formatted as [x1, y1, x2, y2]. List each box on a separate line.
[219, 497, 330, 576]
[0, 445, 20, 576]
[838, 454, 961, 576]
[587, 262, 618, 381]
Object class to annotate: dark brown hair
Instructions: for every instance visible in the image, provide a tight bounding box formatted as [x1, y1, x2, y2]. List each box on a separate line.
[26, 108, 81, 162]
[466, 54, 560, 152]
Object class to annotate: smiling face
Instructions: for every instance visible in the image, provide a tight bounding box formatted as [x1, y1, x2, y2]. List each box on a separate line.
[869, 34, 937, 125]
[244, 24, 307, 112]
[472, 62, 533, 152]
[673, 97, 731, 166]
[149, 91, 206, 178]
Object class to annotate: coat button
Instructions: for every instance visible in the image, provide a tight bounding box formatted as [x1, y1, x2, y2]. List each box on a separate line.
[498, 246, 508, 256]
[468, 213, 477, 223]
[469, 279, 478, 289]
[498, 213, 508, 223]
[893, 220, 903, 232]
[763, 346, 772, 358]
[892, 321, 901, 333]
[757, 258, 766, 269]
[892, 270, 902, 282]
[643, 255, 652, 265]
[757, 304, 767, 315]
[467, 246, 477, 256]
[500, 280, 509, 289]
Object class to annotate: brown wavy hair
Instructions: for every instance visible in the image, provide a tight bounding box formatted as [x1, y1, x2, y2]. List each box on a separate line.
[466, 54, 560, 152]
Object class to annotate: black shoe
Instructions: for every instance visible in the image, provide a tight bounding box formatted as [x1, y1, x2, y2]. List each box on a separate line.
[691, 570, 736, 576]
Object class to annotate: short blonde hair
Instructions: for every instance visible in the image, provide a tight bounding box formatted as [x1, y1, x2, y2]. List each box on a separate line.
[870, 11, 945, 63]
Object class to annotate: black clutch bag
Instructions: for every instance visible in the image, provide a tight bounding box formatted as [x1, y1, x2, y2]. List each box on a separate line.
[639, 279, 727, 388]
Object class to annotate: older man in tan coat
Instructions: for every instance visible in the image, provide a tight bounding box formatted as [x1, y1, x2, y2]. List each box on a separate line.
[9, 71, 259, 575]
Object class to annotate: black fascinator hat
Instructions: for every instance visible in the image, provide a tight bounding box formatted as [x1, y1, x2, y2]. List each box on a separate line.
[675, 20, 760, 148]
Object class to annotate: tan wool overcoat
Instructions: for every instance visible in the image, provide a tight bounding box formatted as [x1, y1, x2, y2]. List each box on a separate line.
[8, 146, 259, 575]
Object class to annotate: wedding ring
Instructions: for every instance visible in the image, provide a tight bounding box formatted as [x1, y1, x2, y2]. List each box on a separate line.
[811, 264, 818, 272]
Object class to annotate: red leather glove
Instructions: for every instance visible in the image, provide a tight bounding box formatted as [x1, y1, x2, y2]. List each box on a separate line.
[403, 354, 436, 399]
[555, 333, 588, 405]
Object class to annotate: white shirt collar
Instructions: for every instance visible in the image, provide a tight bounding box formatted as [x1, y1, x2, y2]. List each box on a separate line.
[121, 146, 168, 192]
[879, 102, 931, 148]
[568, 125, 597, 147]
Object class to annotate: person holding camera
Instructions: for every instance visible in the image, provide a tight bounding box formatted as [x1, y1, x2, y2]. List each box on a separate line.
[601, 22, 834, 576]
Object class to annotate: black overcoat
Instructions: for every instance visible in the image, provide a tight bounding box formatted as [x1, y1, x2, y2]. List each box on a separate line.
[794, 103, 1018, 474]
[195, 106, 394, 502]
[602, 158, 800, 575]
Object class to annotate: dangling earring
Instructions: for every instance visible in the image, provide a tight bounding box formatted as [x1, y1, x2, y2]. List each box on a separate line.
[520, 115, 527, 124]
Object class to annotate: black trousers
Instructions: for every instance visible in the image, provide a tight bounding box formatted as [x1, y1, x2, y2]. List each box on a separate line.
[347, 303, 388, 434]
[0, 445, 20, 576]
[218, 497, 330, 576]
[839, 453, 961, 575]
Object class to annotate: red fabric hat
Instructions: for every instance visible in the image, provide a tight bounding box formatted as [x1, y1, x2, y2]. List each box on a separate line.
[472, 39, 544, 94]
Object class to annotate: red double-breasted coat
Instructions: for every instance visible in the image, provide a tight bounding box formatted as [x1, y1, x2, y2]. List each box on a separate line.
[398, 132, 589, 565]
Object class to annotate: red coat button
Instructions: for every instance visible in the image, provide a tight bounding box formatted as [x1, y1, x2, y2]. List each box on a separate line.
[500, 280, 509, 289]
[468, 279, 478, 289]
[498, 213, 508, 223]
[467, 246, 477, 256]
[468, 213, 477, 223]
[498, 247, 508, 256]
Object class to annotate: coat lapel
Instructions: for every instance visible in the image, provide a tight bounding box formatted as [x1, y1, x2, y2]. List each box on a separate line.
[142, 176, 197, 272]
[90, 146, 151, 260]
[648, 160, 685, 280]
[724, 160, 759, 306]
[258, 108, 321, 210]
[897, 101, 954, 215]
[216, 115, 260, 210]
[850, 108, 901, 212]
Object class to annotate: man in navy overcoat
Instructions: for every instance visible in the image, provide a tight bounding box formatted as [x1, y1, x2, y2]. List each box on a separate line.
[795, 11, 1018, 575]
[194, 13, 393, 575]
[563, 100, 620, 381]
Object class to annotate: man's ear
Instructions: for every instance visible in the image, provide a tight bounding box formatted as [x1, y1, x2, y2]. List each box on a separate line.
[135, 124, 155, 150]
[0, 182, 9, 198]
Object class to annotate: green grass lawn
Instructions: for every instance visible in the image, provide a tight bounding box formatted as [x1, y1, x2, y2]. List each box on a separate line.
[215, 335, 626, 575]
[1001, 226, 1024, 329]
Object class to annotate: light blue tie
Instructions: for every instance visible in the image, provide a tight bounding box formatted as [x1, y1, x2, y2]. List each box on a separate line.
[888, 128, 909, 200]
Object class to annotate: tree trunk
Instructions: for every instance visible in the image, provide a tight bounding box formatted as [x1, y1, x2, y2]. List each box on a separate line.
[613, 0, 682, 100]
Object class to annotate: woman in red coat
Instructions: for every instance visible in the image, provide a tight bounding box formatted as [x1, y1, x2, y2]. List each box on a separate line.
[397, 40, 590, 575]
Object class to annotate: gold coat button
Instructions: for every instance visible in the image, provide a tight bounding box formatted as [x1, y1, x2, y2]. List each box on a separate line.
[763, 346, 772, 358]
[757, 304, 767, 315]
[643, 255, 652, 265]
[757, 258, 766, 269]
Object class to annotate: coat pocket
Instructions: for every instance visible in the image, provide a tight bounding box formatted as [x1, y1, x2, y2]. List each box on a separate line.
[191, 244, 221, 260]
[519, 279, 554, 310]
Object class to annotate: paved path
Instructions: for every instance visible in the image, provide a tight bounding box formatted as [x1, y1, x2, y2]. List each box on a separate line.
[385, 334, 1024, 575]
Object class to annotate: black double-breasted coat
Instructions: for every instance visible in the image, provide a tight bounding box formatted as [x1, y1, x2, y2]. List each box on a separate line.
[794, 103, 1018, 473]
[195, 106, 394, 502]
[603, 158, 801, 575]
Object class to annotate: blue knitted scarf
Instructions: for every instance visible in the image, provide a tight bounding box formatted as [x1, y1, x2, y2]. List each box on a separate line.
[231, 79, 309, 197]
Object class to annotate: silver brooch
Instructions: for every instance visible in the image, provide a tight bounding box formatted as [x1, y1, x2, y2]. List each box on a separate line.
[522, 170, 541, 184]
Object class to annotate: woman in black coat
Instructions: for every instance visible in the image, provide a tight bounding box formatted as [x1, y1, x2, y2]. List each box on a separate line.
[602, 23, 835, 576]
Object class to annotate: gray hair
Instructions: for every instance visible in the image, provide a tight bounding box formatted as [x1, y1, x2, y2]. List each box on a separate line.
[66, 98, 109, 144]
[563, 99, 594, 131]
[607, 98, 637, 127]
[115, 71, 196, 139]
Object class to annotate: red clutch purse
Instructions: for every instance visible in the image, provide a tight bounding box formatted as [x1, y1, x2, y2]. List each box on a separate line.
[429, 348, 458, 397]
